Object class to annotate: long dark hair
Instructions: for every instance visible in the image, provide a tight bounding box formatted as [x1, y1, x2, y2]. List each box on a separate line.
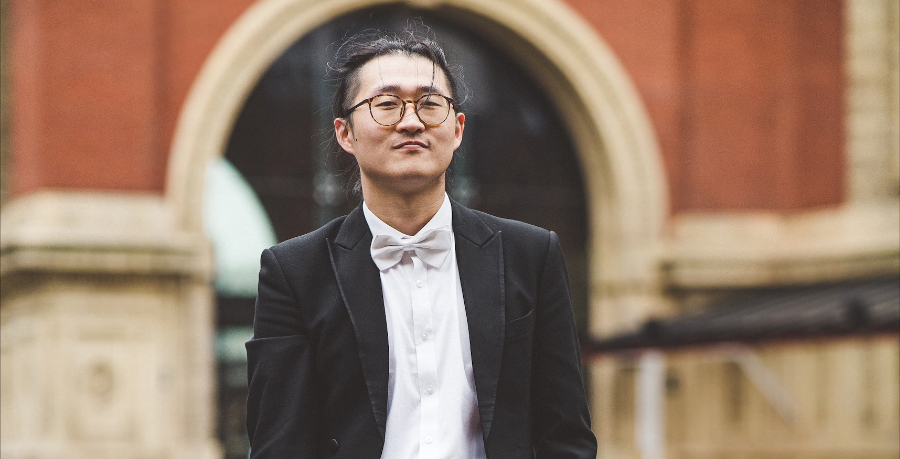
[329, 24, 465, 194]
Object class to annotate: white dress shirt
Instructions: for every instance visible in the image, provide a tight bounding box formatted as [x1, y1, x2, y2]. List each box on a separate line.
[363, 195, 487, 459]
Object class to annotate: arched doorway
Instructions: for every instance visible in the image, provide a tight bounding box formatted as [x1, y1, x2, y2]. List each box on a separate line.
[170, 0, 667, 336]
[211, 6, 590, 455]
[172, 0, 667, 454]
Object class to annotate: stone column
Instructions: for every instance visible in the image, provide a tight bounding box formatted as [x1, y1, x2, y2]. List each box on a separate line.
[846, 0, 900, 203]
[0, 192, 221, 459]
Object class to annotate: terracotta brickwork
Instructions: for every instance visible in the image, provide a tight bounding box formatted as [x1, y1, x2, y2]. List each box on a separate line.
[12, 0, 164, 192]
[9, 0, 846, 214]
[9, 0, 253, 194]
[565, 0, 845, 212]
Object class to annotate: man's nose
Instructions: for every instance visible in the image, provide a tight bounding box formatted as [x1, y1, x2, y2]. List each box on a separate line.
[395, 100, 425, 131]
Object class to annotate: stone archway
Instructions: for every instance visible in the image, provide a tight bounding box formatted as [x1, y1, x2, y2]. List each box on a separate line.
[167, 0, 669, 338]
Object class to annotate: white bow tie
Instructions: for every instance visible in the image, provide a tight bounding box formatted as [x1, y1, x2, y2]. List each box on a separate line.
[370, 228, 453, 271]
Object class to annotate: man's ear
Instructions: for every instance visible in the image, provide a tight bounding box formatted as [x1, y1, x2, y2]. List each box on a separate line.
[453, 112, 465, 151]
[334, 118, 355, 155]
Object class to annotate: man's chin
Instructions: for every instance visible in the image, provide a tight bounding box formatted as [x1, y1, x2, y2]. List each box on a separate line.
[367, 171, 447, 195]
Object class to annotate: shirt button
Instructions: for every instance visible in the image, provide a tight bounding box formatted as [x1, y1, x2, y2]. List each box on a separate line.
[425, 385, 434, 394]
[421, 332, 428, 341]
[416, 280, 423, 288]
[425, 436, 433, 444]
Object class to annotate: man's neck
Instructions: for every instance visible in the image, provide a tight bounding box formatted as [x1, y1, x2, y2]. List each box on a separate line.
[361, 182, 446, 236]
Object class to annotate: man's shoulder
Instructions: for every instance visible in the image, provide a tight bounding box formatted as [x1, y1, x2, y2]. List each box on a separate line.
[468, 208, 550, 238]
[267, 213, 349, 256]
[458, 206, 560, 274]
[460, 206, 553, 250]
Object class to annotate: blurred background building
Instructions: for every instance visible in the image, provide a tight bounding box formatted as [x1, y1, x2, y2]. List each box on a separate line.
[0, 0, 897, 458]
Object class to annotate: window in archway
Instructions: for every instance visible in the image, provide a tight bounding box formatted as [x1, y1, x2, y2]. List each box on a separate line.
[203, 157, 276, 457]
[219, 5, 588, 458]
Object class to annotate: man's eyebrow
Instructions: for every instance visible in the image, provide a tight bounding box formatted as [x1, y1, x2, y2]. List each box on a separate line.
[372, 84, 446, 94]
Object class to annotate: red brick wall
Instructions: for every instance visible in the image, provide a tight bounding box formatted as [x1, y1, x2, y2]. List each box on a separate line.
[10, 0, 252, 194]
[563, 0, 685, 209]
[565, 0, 845, 211]
[13, 0, 162, 192]
[159, 0, 255, 184]
[11, 0, 844, 213]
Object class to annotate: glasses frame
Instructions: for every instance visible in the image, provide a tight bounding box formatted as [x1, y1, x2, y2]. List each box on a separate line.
[343, 93, 456, 127]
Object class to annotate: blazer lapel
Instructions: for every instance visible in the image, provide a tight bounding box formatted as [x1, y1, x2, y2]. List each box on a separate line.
[327, 205, 389, 439]
[452, 201, 505, 441]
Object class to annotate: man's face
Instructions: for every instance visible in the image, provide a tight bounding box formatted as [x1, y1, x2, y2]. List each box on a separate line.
[334, 54, 465, 197]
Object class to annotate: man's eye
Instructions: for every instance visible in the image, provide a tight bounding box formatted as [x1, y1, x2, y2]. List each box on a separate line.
[374, 102, 399, 109]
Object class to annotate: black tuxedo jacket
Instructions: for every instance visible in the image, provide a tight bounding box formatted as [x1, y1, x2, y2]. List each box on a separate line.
[246, 201, 596, 459]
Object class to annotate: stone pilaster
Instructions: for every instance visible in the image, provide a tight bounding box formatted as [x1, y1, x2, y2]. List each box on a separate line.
[0, 192, 221, 459]
[846, 0, 900, 203]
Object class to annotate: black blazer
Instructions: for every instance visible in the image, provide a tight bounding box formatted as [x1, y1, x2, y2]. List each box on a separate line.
[246, 201, 597, 459]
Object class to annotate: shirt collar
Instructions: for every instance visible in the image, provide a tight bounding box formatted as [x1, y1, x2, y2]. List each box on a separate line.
[362, 193, 453, 239]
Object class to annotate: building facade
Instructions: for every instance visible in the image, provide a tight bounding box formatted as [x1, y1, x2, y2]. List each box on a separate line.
[1, 0, 897, 458]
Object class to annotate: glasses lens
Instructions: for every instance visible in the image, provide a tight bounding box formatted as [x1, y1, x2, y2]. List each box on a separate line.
[369, 95, 404, 126]
[415, 94, 451, 125]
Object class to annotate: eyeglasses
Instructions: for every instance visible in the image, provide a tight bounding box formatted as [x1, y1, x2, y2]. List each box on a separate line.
[344, 93, 455, 127]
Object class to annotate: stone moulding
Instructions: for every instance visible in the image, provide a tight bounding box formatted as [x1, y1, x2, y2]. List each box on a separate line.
[0, 191, 220, 459]
[0, 192, 212, 280]
[662, 201, 900, 289]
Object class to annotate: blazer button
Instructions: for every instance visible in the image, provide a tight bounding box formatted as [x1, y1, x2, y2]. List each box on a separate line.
[329, 438, 339, 454]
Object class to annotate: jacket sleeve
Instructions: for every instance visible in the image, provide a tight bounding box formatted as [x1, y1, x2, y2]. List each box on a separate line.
[246, 247, 322, 458]
[531, 231, 598, 458]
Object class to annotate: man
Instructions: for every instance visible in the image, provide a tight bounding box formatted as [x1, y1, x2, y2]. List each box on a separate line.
[246, 30, 597, 459]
